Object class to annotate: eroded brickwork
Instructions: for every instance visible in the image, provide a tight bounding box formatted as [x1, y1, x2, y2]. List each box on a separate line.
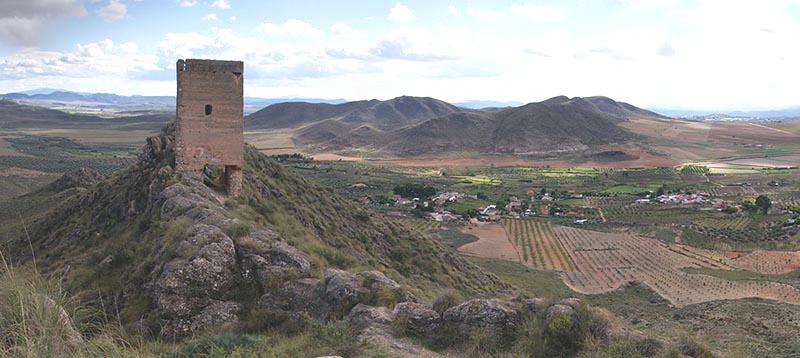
[175, 59, 244, 196]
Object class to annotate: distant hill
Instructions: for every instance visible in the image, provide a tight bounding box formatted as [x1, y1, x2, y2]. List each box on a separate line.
[0, 99, 169, 129]
[290, 95, 663, 157]
[247, 96, 464, 130]
[0, 89, 346, 114]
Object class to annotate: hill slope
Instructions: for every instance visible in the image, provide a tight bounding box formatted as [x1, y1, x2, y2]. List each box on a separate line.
[293, 96, 649, 157]
[0, 123, 508, 338]
[246, 96, 463, 130]
[0, 99, 170, 129]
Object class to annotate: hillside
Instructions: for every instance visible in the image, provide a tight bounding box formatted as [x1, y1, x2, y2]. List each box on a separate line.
[0, 99, 169, 129]
[293, 95, 651, 157]
[247, 95, 464, 130]
[0, 123, 509, 338]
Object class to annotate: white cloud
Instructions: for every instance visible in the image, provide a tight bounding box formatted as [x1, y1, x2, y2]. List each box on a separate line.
[0, 0, 86, 46]
[0, 39, 160, 82]
[466, 6, 501, 19]
[511, 3, 562, 22]
[229, 15, 236, 20]
[258, 19, 323, 38]
[118, 41, 138, 52]
[97, 0, 127, 21]
[211, 0, 230, 9]
[449, 6, 459, 16]
[159, 32, 217, 58]
[388, 3, 415, 23]
[178, 0, 197, 7]
[202, 13, 217, 20]
[331, 22, 368, 40]
[620, 0, 675, 8]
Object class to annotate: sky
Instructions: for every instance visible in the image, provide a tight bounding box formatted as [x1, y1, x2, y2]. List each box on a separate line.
[0, 0, 799, 110]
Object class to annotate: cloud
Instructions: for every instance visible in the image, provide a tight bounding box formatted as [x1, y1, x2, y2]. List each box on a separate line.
[619, 0, 675, 8]
[0, 0, 86, 46]
[388, 3, 415, 23]
[159, 32, 217, 58]
[229, 16, 236, 20]
[511, 3, 562, 22]
[466, 6, 501, 19]
[0, 38, 160, 81]
[523, 48, 550, 57]
[97, 0, 127, 21]
[331, 22, 368, 40]
[211, 0, 230, 9]
[656, 42, 675, 56]
[258, 19, 323, 38]
[178, 0, 197, 6]
[449, 6, 459, 16]
[202, 13, 217, 20]
[119, 41, 138, 52]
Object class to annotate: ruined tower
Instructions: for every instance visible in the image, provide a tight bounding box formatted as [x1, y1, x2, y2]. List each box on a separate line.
[175, 59, 244, 197]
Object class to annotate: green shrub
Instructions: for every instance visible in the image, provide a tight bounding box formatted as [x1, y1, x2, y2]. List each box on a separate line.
[223, 222, 252, 239]
[432, 290, 462, 314]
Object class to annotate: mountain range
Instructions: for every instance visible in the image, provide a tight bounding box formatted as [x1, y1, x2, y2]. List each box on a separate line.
[249, 95, 666, 157]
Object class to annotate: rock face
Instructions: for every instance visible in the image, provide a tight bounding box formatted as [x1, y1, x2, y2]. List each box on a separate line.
[47, 167, 104, 191]
[393, 302, 441, 336]
[441, 299, 521, 338]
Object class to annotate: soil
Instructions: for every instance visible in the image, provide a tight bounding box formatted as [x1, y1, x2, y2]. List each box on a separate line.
[458, 223, 520, 262]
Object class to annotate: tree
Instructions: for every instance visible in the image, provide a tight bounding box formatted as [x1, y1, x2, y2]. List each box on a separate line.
[755, 195, 771, 214]
[655, 185, 666, 197]
[393, 183, 437, 199]
[742, 200, 758, 214]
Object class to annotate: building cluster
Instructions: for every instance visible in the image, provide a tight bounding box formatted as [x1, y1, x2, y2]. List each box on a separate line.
[656, 193, 706, 204]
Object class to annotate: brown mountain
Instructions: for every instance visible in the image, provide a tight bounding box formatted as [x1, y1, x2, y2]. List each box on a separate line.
[246, 96, 464, 130]
[291, 95, 663, 157]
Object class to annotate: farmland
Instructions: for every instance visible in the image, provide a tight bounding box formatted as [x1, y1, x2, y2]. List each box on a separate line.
[490, 219, 800, 306]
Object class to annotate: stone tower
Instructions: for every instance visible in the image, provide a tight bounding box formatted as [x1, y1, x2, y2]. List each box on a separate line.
[175, 59, 244, 197]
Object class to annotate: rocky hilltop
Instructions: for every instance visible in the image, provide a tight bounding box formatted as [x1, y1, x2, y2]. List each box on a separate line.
[6, 123, 512, 340]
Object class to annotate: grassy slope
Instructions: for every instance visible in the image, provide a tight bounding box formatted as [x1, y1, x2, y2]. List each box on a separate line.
[0, 126, 511, 329]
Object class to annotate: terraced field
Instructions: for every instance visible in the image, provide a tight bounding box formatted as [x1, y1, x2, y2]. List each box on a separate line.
[468, 219, 800, 307]
[707, 186, 756, 197]
[698, 217, 750, 230]
[553, 226, 800, 306]
[396, 218, 442, 231]
[503, 218, 575, 271]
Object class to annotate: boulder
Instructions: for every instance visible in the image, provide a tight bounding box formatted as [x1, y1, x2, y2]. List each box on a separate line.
[348, 304, 394, 331]
[441, 299, 520, 337]
[242, 240, 312, 288]
[322, 269, 369, 318]
[546, 304, 575, 320]
[393, 302, 441, 336]
[557, 298, 582, 310]
[154, 223, 237, 321]
[513, 297, 545, 316]
[357, 271, 400, 290]
[190, 300, 240, 333]
[259, 278, 323, 315]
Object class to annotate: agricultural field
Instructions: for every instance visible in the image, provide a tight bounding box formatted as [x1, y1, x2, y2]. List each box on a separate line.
[469, 218, 800, 307]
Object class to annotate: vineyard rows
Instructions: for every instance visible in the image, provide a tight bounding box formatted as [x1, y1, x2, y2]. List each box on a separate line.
[397, 218, 442, 231]
[698, 217, 750, 230]
[499, 220, 800, 306]
[503, 218, 575, 272]
[706, 186, 756, 197]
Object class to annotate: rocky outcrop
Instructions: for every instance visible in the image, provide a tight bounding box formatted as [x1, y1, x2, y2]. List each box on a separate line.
[441, 299, 521, 338]
[393, 302, 441, 336]
[47, 167, 104, 191]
